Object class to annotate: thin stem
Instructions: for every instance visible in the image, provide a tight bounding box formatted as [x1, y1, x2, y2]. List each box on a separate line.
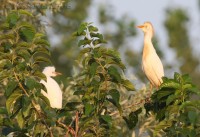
[75, 111, 79, 137]
[13, 71, 53, 137]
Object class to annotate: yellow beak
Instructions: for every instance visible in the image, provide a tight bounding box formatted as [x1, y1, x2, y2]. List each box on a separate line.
[53, 71, 62, 76]
[137, 25, 144, 28]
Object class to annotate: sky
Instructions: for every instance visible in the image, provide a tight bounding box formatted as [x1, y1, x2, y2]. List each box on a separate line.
[87, 0, 200, 77]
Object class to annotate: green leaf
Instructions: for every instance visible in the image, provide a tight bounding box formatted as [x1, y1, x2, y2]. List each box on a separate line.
[104, 49, 121, 62]
[166, 94, 177, 105]
[0, 33, 15, 41]
[16, 62, 26, 71]
[160, 80, 180, 89]
[182, 74, 192, 83]
[77, 22, 87, 35]
[0, 107, 7, 115]
[38, 92, 50, 106]
[188, 111, 197, 125]
[32, 48, 50, 57]
[33, 71, 46, 80]
[3, 42, 12, 52]
[33, 56, 51, 64]
[17, 49, 31, 62]
[78, 39, 91, 47]
[107, 66, 121, 83]
[19, 25, 36, 42]
[174, 72, 182, 83]
[106, 58, 126, 70]
[18, 10, 33, 17]
[22, 103, 31, 118]
[16, 110, 25, 129]
[77, 47, 91, 61]
[107, 89, 122, 115]
[65, 102, 82, 110]
[7, 11, 19, 27]
[88, 26, 98, 32]
[109, 89, 120, 104]
[0, 23, 9, 30]
[6, 90, 23, 114]
[25, 77, 38, 90]
[121, 79, 135, 91]
[5, 80, 18, 97]
[33, 39, 50, 47]
[101, 115, 112, 128]
[89, 62, 98, 77]
[84, 103, 93, 116]
[0, 59, 12, 70]
[90, 33, 103, 40]
[74, 90, 85, 95]
[152, 90, 174, 100]
[16, 42, 30, 47]
[123, 108, 142, 129]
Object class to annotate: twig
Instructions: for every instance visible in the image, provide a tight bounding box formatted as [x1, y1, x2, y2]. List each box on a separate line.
[110, 96, 151, 117]
[57, 111, 80, 137]
[13, 71, 53, 137]
[75, 111, 79, 137]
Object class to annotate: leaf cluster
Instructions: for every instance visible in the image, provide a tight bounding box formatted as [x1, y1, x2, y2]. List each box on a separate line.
[70, 22, 135, 136]
[0, 10, 53, 136]
[145, 72, 200, 137]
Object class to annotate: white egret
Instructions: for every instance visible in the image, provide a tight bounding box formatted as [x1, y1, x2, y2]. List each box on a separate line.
[137, 22, 164, 89]
[40, 66, 62, 108]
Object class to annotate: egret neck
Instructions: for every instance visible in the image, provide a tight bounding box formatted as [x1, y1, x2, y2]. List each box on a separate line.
[143, 32, 155, 59]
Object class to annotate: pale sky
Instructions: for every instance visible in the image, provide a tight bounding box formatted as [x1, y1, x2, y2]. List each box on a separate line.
[87, 0, 200, 77]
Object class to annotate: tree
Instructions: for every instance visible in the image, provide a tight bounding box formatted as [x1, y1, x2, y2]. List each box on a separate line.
[1, 2, 200, 137]
[164, 8, 200, 86]
[0, 11, 138, 136]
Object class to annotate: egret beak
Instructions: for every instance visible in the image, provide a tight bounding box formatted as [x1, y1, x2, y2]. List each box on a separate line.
[137, 25, 144, 28]
[53, 71, 62, 76]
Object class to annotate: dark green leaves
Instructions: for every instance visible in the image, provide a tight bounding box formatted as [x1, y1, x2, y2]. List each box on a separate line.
[7, 11, 19, 27]
[77, 22, 87, 35]
[0, 10, 52, 135]
[121, 79, 135, 91]
[123, 108, 142, 129]
[19, 24, 36, 42]
[89, 62, 98, 77]
[108, 66, 121, 83]
[147, 72, 200, 136]
[107, 89, 122, 114]
[5, 80, 18, 97]
[25, 77, 40, 90]
[100, 115, 112, 128]
[71, 23, 136, 135]
[6, 90, 23, 114]
[84, 103, 93, 116]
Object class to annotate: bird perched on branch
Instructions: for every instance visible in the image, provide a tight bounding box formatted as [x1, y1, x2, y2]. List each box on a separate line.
[40, 66, 63, 109]
[137, 22, 164, 89]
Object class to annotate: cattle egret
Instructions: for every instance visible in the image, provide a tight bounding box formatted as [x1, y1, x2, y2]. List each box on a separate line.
[137, 22, 164, 89]
[40, 66, 62, 109]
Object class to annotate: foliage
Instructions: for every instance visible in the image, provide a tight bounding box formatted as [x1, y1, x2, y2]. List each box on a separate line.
[0, 0, 65, 16]
[50, 0, 91, 78]
[1, 5, 200, 137]
[145, 73, 200, 137]
[68, 22, 136, 136]
[0, 10, 58, 136]
[164, 9, 200, 86]
[0, 10, 138, 136]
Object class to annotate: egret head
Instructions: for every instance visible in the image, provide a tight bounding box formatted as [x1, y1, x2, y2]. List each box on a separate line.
[137, 22, 154, 37]
[42, 66, 61, 77]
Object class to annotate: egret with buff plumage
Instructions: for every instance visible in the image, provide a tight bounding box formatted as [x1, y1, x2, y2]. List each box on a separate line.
[137, 22, 164, 89]
[40, 66, 63, 109]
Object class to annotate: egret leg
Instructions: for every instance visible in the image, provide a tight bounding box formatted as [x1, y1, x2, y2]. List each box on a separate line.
[146, 83, 153, 103]
[150, 83, 153, 91]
